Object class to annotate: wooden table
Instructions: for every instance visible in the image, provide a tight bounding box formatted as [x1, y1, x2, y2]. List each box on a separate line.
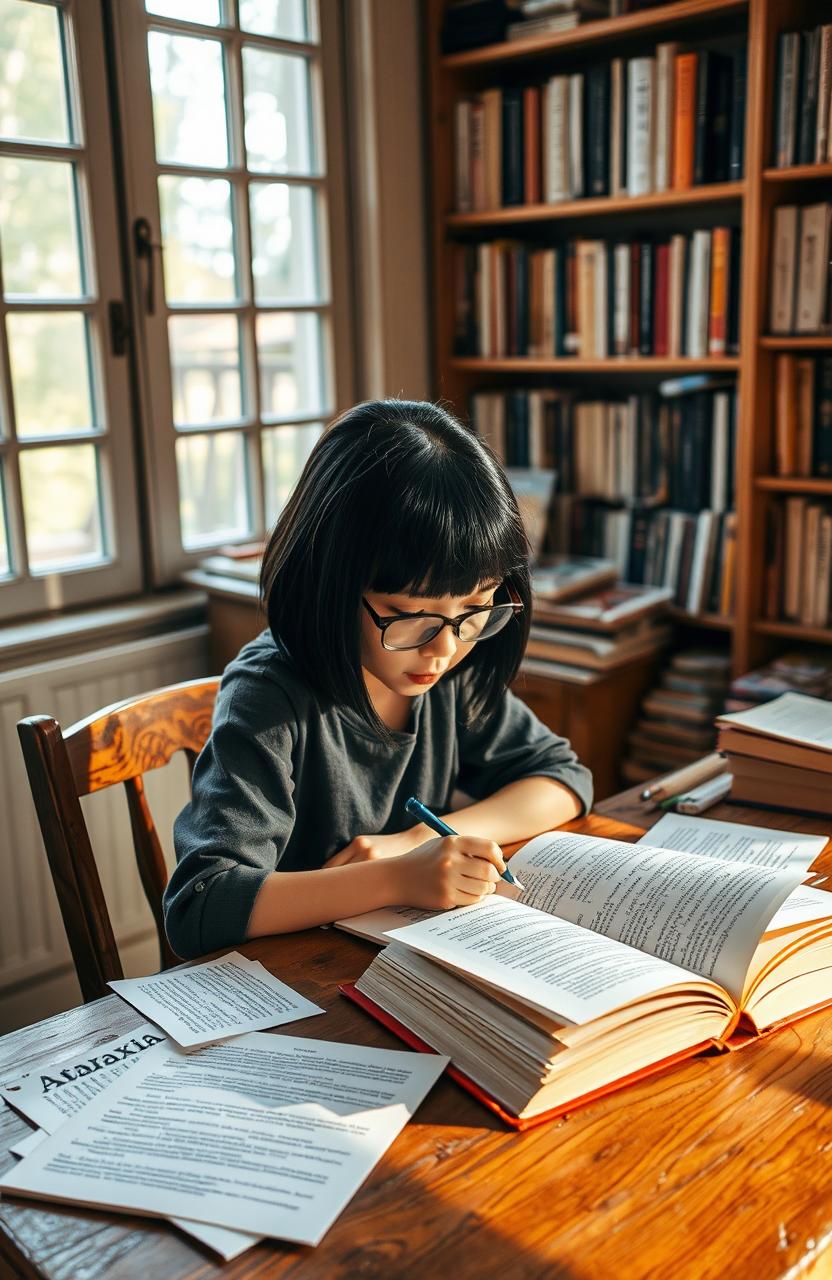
[3, 798, 832, 1279]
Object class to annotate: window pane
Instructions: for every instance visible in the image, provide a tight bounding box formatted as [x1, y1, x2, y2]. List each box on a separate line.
[146, 0, 221, 23]
[158, 175, 237, 302]
[242, 46, 314, 175]
[0, 157, 83, 298]
[176, 430, 250, 548]
[169, 314, 243, 426]
[19, 443, 104, 569]
[262, 422, 322, 524]
[250, 184, 319, 304]
[0, 467, 10, 576]
[148, 31, 228, 168]
[256, 312, 325, 420]
[7, 312, 94, 437]
[240, 0, 307, 40]
[0, 0, 70, 144]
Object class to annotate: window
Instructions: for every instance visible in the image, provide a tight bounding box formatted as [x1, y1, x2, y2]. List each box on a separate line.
[113, 0, 353, 581]
[0, 0, 353, 617]
[0, 0, 143, 616]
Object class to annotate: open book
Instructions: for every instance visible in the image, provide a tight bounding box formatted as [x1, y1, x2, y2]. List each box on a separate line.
[341, 830, 832, 1126]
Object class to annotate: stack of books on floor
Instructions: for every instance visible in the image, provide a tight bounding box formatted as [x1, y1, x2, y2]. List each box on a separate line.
[452, 38, 746, 209]
[620, 648, 731, 783]
[717, 692, 832, 816]
[526, 558, 672, 677]
[726, 651, 832, 712]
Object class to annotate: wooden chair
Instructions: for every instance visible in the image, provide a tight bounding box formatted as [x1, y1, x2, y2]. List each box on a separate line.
[17, 677, 220, 1004]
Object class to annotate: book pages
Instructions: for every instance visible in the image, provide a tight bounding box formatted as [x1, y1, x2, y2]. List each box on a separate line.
[509, 832, 803, 1002]
[388, 896, 712, 1025]
[717, 692, 832, 749]
[0, 1034, 448, 1247]
[642, 813, 828, 872]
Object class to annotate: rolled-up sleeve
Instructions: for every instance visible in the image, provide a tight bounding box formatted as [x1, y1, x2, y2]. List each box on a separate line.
[456, 686, 593, 816]
[163, 677, 297, 959]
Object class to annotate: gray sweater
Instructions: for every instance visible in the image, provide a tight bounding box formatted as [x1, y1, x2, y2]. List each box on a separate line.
[164, 630, 593, 959]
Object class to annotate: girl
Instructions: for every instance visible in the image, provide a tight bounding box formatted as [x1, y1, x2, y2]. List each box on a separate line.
[164, 399, 593, 959]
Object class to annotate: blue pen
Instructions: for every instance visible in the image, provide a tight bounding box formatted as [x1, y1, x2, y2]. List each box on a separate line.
[404, 795, 522, 888]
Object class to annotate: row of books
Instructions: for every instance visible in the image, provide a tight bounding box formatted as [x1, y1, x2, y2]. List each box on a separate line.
[774, 355, 832, 478]
[550, 497, 737, 616]
[772, 26, 832, 168]
[453, 228, 740, 359]
[769, 204, 832, 335]
[764, 497, 832, 629]
[452, 43, 746, 211]
[470, 384, 736, 511]
[727, 651, 832, 709]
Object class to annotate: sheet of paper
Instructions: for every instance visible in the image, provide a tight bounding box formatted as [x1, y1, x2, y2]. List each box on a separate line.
[0, 1025, 259, 1261]
[1, 1024, 165, 1133]
[766, 885, 832, 931]
[388, 896, 714, 1025]
[717, 692, 832, 749]
[509, 832, 803, 1003]
[641, 813, 828, 873]
[0, 1034, 447, 1247]
[109, 952, 324, 1047]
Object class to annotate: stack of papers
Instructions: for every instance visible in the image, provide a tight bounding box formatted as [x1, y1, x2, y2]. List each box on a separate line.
[0, 951, 448, 1256]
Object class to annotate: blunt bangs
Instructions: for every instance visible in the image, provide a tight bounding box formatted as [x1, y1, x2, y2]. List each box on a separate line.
[262, 399, 533, 737]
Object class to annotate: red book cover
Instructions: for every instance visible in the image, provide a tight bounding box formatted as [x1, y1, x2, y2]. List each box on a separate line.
[523, 85, 541, 205]
[629, 242, 641, 355]
[653, 242, 670, 356]
[340, 982, 716, 1132]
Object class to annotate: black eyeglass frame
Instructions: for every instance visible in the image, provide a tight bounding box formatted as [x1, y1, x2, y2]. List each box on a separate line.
[361, 583, 524, 652]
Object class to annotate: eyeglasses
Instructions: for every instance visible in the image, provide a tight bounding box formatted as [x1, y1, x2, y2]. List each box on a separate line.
[362, 585, 523, 652]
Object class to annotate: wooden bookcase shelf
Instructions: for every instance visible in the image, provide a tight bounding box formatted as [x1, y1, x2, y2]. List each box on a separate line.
[446, 182, 745, 229]
[667, 606, 734, 629]
[428, 0, 832, 708]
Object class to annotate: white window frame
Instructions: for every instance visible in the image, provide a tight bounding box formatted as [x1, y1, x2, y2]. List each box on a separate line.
[111, 0, 355, 586]
[0, 0, 143, 619]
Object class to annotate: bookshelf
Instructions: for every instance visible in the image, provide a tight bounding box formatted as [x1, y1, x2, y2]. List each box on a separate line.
[426, 0, 832, 700]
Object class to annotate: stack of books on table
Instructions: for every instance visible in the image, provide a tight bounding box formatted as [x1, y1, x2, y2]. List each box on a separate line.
[526, 561, 672, 677]
[621, 648, 731, 782]
[727, 651, 832, 712]
[716, 692, 832, 816]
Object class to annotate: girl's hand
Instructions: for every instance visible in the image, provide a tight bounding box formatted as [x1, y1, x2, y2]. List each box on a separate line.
[389, 835, 506, 911]
[324, 830, 424, 867]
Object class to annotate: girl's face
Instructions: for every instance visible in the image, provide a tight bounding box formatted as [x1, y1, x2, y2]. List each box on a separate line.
[360, 582, 499, 698]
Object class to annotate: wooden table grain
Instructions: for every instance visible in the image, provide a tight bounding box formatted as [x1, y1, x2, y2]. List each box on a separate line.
[2, 801, 832, 1279]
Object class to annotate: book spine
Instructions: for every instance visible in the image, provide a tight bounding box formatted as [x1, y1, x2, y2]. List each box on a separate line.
[711, 54, 732, 183]
[654, 43, 678, 193]
[814, 357, 832, 476]
[710, 390, 729, 511]
[686, 230, 710, 358]
[482, 88, 502, 209]
[629, 242, 640, 356]
[610, 57, 626, 195]
[719, 511, 738, 616]
[774, 32, 800, 167]
[728, 46, 747, 180]
[770, 205, 799, 334]
[454, 99, 472, 213]
[763, 502, 784, 619]
[544, 76, 569, 203]
[502, 89, 524, 206]
[797, 28, 820, 167]
[613, 243, 630, 355]
[727, 226, 741, 354]
[817, 26, 832, 164]
[816, 511, 832, 626]
[672, 52, 698, 190]
[523, 86, 541, 205]
[516, 245, 529, 356]
[801, 502, 822, 625]
[796, 204, 831, 333]
[653, 242, 669, 357]
[775, 353, 798, 475]
[639, 243, 654, 355]
[585, 65, 610, 197]
[784, 496, 807, 618]
[568, 73, 585, 198]
[470, 100, 485, 211]
[627, 57, 655, 196]
[796, 357, 815, 476]
[668, 233, 685, 357]
[693, 50, 712, 185]
[708, 226, 729, 355]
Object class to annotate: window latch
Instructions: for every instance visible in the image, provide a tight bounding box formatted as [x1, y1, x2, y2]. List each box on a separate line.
[133, 216, 162, 316]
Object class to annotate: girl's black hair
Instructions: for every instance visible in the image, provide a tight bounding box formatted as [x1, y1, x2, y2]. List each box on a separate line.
[261, 398, 532, 736]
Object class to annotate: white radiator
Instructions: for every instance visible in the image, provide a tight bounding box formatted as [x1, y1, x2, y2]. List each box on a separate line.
[0, 623, 211, 1031]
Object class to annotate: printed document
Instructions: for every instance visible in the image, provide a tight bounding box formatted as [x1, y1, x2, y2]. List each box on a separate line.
[109, 952, 324, 1047]
[642, 813, 828, 872]
[0, 1033, 448, 1247]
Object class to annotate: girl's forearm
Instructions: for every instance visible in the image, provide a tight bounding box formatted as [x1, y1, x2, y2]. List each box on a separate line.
[443, 775, 581, 844]
[246, 859, 400, 938]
